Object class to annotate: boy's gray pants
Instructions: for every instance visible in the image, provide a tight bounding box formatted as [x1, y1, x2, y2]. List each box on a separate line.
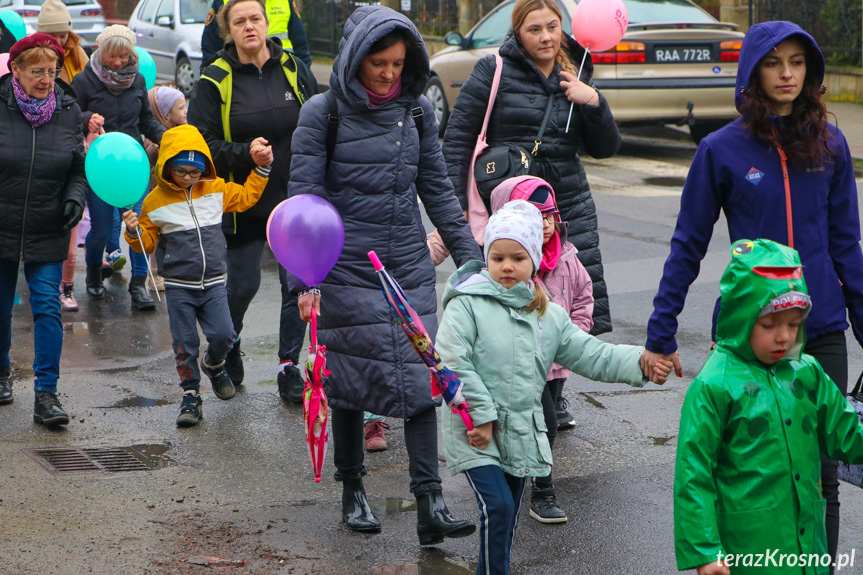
[166, 284, 235, 392]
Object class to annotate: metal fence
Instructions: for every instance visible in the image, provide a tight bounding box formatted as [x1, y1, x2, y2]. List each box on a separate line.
[748, 0, 862, 67]
[304, 0, 500, 57]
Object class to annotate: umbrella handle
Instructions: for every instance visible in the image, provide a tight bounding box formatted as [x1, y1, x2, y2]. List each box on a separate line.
[310, 306, 317, 346]
[456, 405, 474, 431]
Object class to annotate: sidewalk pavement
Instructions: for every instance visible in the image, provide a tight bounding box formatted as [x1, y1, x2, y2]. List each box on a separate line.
[310, 62, 863, 161]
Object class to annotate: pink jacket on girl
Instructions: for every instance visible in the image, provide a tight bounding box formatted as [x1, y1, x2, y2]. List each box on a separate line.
[489, 176, 594, 381]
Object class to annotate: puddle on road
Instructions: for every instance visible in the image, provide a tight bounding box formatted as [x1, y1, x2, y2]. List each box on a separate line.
[644, 176, 687, 188]
[649, 436, 675, 446]
[103, 396, 172, 408]
[578, 392, 606, 409]
[369, 497, 417, 517]
[371, 555, 475, 574]
[132, 443, 175, 467]
[99, 366, 140, 374]
[63, 321, 89, 334]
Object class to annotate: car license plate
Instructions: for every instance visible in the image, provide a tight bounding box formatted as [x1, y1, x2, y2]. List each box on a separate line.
[654, 46, 712, 63]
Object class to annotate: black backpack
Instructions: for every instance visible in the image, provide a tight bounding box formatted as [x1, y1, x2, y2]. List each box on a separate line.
[323, 90, 425, 173]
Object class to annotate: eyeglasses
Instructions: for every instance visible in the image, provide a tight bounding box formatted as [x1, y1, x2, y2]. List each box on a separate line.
[25, 67, 59, 79]
[172, 167, 204, 178]
[542, 211, 561, 224]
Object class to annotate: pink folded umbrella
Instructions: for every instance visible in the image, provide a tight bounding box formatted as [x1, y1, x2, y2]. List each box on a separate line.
[303, 308, 329, 482]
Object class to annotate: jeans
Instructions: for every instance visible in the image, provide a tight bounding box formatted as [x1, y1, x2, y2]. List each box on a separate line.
[332, 405, 441, 494]
[85, 190, 147, 276]
[803, 331, 848, 574]
[464, 465, 527, 575]
[106, 209, 122, 255]
[0, 260, 63, 392]
[225, 238, 305, 364]
[165, 285, 235, 392]
[534, 378, 562, 490]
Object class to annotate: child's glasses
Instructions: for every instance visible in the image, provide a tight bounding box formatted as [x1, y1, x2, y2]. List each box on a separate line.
[172, 167, 204, 178]
[542, 210, 561, 224]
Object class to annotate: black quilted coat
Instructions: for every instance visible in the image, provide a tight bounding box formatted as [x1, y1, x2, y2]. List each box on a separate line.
[0, 75, 87, 263]
[288, 7, 482, 418]
[442, 32, 620, 334]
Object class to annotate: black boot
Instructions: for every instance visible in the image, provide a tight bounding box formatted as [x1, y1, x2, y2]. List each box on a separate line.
[129, 276, 155, 311]
[277, 365, 305, 404]
[86, 264, 105, 299]
[0, 367, 12, 405]
[529, 486, 567, 524]
[416, 486, 476, 545]
[224, 340, 244, 385]
[201, 357, 235, 400]
[341, 473, 381, 533]
[34, 391, 69, 427]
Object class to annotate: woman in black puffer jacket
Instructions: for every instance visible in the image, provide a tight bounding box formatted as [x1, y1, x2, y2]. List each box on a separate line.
[0, 34, 88, 426]
[443, 0, 620, 336]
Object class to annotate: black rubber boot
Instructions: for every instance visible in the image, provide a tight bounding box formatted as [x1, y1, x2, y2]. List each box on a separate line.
[0, 367, 12, 405]
[278, 366, 305, 404]
[86, 264, 105, 299]
[224, 340, 244, 385]
[129, 276, 155, 311]
[416, 486, 476, 545]
[34, 391, 69, 427]
[529, 486, 568, 524]
[341, 473, 381, 533]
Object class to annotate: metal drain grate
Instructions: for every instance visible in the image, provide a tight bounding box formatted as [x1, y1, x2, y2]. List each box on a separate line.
[23, 446, 163, 475]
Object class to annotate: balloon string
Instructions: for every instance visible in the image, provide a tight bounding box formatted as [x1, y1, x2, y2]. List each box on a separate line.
[137, 234, 162, 302]
[565, 49, 591, 134]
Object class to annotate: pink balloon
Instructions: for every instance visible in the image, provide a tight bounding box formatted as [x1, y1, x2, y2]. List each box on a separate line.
[0, 53, 9, 76]
[571, 0, 629, 53]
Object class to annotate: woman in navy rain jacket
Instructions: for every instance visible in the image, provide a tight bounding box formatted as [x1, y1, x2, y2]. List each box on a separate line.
[642, 21, 863, 571]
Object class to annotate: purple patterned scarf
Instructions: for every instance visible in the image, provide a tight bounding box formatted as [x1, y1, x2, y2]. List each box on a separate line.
[11, 76, 57, 128]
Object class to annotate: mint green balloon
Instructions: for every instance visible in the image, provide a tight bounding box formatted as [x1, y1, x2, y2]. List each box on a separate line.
[85, 132, 150, 208]
[0, 10, 26, 41]
[134, 47, 157, 90]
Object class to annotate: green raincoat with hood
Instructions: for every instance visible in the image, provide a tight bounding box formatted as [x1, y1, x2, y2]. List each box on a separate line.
[435, 261, 646, 478]
[674, 239, 863, 574]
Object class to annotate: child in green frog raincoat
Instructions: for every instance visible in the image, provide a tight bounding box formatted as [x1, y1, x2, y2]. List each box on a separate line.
[674, 239, 863, 575]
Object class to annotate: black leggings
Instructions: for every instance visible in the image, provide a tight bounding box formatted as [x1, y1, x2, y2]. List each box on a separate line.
[804, 331, 848, 573]
[534, 378, 563, 490]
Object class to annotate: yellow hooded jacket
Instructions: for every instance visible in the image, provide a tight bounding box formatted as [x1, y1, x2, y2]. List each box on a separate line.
[125, 124, 268, 289]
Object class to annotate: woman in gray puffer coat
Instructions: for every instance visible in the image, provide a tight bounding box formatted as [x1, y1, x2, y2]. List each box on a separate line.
[289, 6, 481, 544]
[442, 0, 621, 335]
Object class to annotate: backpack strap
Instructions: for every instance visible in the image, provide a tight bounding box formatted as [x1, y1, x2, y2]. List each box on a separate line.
[324, 90, 340, 174]
[410, 100, 424, 141]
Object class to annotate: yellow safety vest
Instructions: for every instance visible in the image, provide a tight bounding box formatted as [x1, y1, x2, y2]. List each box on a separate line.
[266, 0, 294, 51]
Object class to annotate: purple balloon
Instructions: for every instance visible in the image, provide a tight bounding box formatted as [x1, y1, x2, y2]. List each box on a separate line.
[267, 195, 345, 286]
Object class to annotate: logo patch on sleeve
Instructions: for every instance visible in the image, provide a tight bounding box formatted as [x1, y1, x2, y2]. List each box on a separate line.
[746, 167, 764, 185]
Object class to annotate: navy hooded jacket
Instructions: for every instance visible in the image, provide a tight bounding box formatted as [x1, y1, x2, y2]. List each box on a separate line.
[646, 21, 863, 355]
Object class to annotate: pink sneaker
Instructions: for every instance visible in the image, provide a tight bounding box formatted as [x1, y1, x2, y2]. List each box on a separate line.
[59, 283, 79, 312]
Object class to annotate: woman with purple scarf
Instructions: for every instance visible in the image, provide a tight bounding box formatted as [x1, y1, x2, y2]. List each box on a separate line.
[0, 33, 88, 426]
[71, 25, 166, 310]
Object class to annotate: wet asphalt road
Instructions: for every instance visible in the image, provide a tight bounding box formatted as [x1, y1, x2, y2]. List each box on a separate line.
[1, 127, 862, 575]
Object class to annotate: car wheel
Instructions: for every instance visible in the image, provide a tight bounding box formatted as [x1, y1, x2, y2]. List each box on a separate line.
[424, 76, 449, 137]
[175, 55, 195, 98]
[689, 120, 730, 145]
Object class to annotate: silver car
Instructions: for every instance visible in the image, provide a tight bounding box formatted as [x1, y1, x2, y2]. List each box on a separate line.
[0, 0, 106, 52]
[128, 0, 207, 97]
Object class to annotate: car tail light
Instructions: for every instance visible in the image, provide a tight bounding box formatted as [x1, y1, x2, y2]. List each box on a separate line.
[592, 42, 646, 65]
[15, 10, 39, 16]
[80, 8, 102, 15]
[720, 40, 742, 62]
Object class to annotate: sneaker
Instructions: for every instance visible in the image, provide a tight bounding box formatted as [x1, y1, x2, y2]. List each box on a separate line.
[556, 396, 576, 431]
[277, 366, 305, 404]
[106, 249, 126, 271]
[364, 420, 390, 452]
[200, 358, 235, 400]
[529, 487, 568, 524]
[33, 391, 70, 427]
[59, 283, 79, 312]
[151, 274, 165, 292]
[176, 390, 203, 427]
[224, 340, 244, 386]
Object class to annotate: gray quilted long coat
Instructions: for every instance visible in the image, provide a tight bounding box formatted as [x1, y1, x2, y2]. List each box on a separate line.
[288, 6, 482, 418]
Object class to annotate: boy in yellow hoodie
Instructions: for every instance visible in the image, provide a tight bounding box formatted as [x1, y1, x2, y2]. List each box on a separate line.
[123, 124, 271, 427]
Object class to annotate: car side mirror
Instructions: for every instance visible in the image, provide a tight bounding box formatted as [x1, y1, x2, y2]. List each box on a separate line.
[156, 15, 174, 28]
[444, 31, 464, 47]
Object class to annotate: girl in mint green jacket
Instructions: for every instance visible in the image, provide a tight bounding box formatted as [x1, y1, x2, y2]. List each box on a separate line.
[435, 200, 671, 575]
